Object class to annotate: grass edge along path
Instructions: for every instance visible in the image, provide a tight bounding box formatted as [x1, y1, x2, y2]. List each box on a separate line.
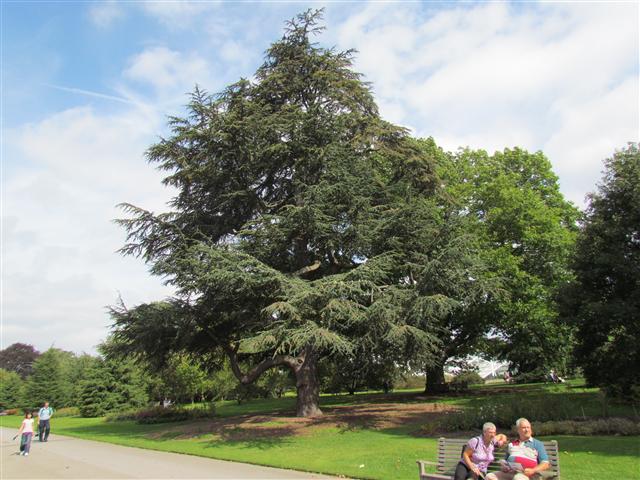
[1, 415, 638, 480]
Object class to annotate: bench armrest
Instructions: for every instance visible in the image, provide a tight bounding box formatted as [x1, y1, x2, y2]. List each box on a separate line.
[416, 460, 438, 476]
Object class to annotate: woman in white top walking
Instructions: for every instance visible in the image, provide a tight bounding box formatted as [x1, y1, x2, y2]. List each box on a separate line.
[16, 411, 34, 456]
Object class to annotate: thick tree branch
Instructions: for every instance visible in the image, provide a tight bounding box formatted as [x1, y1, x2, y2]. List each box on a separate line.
[223, 343, 300, 384]
[293, 260, 321, 276]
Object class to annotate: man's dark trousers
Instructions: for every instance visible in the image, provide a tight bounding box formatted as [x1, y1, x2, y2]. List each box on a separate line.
[39, 419, 50, 441]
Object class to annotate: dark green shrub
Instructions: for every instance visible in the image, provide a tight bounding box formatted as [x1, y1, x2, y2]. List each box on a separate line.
[424, 393, 627, 433]
[534, 418, 640, 436]
[0, 369, 25, 408]
[106, 404, 216, 424]
[512, 369, 547, 384]
[453, 371, 484, 386]
[78, 358, 149, 417]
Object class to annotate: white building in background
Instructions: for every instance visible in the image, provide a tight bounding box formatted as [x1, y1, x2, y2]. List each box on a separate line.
[445, 356, 509, 380]
[476, 359, 509, 379]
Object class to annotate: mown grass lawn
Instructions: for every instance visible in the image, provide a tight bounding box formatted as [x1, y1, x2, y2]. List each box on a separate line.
[2, 384, 638, 480]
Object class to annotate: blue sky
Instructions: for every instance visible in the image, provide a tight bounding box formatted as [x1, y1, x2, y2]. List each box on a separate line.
[2, 1, 638, 354]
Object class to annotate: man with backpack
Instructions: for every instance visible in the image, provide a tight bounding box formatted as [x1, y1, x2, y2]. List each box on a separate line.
[37, 401, 54, 442]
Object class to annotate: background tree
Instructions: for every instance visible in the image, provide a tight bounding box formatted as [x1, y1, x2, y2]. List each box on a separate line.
[209, 361, 239, 401]
[320, 351, 403, 395]
[436, 144, 579, 381]
[68, 353, 101, 401]
[0, 369, 25, 409]
[563, 144, 640, 398]
[161, 353, 212, 404]
[0, 343, 40, 378]
[25, 348, 75, 407]
[78, 356, 149, 417]
[111, 10, 440, 417]
[379, 138, 507, 392]
[77, 358, 115, 417]
[259, 368, 295, 398]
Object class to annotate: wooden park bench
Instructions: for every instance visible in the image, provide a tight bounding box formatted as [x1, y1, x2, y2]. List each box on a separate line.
[417, 437, 561, 480]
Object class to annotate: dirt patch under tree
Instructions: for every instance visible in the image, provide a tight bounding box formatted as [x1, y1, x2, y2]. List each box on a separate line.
[148, 402, 460, 442]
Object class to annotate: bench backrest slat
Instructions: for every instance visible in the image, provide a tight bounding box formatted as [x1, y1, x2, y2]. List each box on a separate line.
[433, 438, 560, 477]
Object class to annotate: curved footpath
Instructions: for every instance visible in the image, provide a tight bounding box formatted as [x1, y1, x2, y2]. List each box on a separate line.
[0, 427, 338, 479]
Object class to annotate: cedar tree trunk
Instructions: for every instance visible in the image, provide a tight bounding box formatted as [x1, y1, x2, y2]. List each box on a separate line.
[425, 359, 449, 394]
[225, 344, 322, 417]
[293, 348, 322, 417]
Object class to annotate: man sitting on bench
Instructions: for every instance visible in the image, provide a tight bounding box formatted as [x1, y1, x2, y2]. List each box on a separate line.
[486, 418, 549, 480]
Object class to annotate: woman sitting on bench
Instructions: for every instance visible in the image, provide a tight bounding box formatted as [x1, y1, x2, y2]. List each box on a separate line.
[455, 422, 507, 480]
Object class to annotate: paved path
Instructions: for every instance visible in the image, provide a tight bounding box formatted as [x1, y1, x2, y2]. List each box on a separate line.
[0, 428, 338, 479]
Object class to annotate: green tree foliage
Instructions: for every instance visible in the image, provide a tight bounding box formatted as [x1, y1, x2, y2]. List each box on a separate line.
[77, 358, 116, 417]
[24, 348, 75, 407]
[437, 144, 579, 381]
[563, 144, 640, 398]
[0, 369, 25, 408]
[259, 368, 295, 398]
[161, 353, 213, 404]
[78, 357, 149, 417]
[381, 191, 499, 392]
[0, 343, 40, 378]
[110, 10, 447, 416]
[68, 353, 100, 400]
[320, 352, 402, 394]
[209, 362, 238, 401]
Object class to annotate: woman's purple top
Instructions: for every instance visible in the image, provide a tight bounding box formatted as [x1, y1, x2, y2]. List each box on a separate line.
[462, 435, 498, 473]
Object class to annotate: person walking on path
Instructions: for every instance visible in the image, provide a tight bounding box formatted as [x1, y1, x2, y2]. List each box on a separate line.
[38, 401, 54, 442]
[15, 411, 35, 456]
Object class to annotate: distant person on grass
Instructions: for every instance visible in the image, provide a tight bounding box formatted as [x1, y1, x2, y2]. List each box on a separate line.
[455, 422, 507, 479]
[38, 401, 54, 442]
[486, 418, 549, 480]
[15, 411, 34, 456]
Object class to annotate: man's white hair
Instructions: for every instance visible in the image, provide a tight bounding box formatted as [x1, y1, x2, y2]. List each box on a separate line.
[515, 418, 530, 428]
[482, 422, 497, 432]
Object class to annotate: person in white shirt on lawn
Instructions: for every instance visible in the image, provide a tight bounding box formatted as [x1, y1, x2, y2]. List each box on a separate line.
[38, 401, 54, 442]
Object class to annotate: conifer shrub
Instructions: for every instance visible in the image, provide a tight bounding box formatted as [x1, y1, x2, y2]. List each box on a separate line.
[422, 393, 637, 435]
[106, 404, 216, 424]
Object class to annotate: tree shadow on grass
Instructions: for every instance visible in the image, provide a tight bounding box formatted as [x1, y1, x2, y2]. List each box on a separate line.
[203, 433, 296, 451]
[195, 404, 447, 450]
[173, 401, 458, 449]
[319, 403, 455, 435]
[59, 421, 168, 441]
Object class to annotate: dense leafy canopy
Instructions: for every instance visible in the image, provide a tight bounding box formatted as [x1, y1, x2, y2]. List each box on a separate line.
[110, 10, 499, 413]
[25, 348, 75, 408]
[0, 343, 40, 378]
[0, 369, 25, 408]
[438, 145, 579, 378]
[77, 357, 149, 417]
[109, 9, 586, 407]
[563, 144, 640, 397]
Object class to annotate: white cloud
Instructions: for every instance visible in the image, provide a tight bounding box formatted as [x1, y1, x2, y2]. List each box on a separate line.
[544, 77, 639, 205]
[219, 40, 252, 65]
[332, 2, 639, 206]
[3, 106, 175, 353]
[140, 1, 221, 29]
[123, 46, 213, 100]
[88, 1, 125, 29]
[3, 2, 638, 355]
